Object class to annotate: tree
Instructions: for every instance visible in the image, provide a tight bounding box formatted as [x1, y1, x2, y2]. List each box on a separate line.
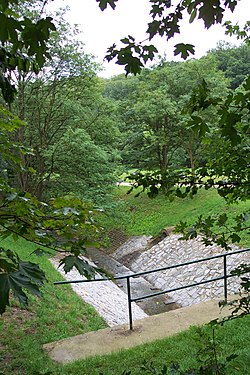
[9, 7, 100, 199]
[103, 74, 142, 170]
[210, 41, 250, 89]
[19, 74, 119, 203]
[0, 1, 109, 315]
[48, 128, 115, 204]
[0, 0, 56, 102]
[105, 55, 229, 176]
[122, 73, 182, 173]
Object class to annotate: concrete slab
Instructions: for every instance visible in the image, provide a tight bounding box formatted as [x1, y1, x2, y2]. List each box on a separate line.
[44, 297, 234, 364]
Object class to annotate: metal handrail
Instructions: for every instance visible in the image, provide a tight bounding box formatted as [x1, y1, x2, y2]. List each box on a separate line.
[54, 247, 250, 330]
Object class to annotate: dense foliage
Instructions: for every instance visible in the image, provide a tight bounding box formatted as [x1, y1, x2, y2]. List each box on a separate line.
[0, 0, 119, 314]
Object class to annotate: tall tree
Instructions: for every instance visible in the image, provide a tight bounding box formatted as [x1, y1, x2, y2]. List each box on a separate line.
[49, 128, 115, 204]
[7, 7, 120, 205]
[0, 1, 111, 314]
[105, 55, 228, 175]
[10, 8, 100, 199]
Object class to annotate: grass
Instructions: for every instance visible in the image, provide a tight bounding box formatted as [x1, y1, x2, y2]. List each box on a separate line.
[0, 237, 106, 374]
[61, 319, 250, 374]
[102, 186, 250, 247]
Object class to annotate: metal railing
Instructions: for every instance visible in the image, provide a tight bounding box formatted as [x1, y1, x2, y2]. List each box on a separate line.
[54, 247, 250, 330]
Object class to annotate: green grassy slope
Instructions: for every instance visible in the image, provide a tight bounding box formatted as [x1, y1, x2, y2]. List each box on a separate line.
[102, 187, 250, 247]
[0, 237, 106, 374]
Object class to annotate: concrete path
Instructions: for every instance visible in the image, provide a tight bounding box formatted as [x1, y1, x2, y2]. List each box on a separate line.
[44, 297, 233, 364]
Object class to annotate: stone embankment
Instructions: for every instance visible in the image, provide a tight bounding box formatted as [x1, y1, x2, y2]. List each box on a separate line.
[86, 247, 179, 315]
[51, 233, 249, 328]
[50, 258, 147, 327]
[113, 234, 249, 307]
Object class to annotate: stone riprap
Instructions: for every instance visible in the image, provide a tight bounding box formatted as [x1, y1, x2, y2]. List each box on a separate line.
[113, 235, 152, 260]
[114, 234, 249, 307]
[50, 258, 147, 327]
[51, 234, 249, 327]
[86, 247, 179, 315]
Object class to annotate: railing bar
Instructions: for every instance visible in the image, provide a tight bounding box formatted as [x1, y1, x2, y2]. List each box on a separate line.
[53, 248, 250, 330]
[130, 247, 250, 278]
[223, 255, 228, 302]
[54, 247, 250, 285]
[131, 274, 235, 302]
[126, 277, 133, 330]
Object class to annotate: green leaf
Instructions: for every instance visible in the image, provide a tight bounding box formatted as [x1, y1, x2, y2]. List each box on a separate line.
[9, 273, 41, 302]
[198, 1, 223, 29]
[97, 0, 118, 11]
[0, 248, 46, 314]
[147, 185, 159, 198]
[19, 261, 46, 286]
[0, 13, 8, 42]
[188, 227, 197, 239]
[121, 37, 130, 44]
[243, 75, 250, 90]
[174, 43, 195, 60]
[230, 233, 241, 243]
[147, 20, 161, 39]
[217, 213, 228, 227]
[142, 44, 158, 61]
[189, 8, 197, 23]
[123, 55, 143, 76]
[0, 273, 10, 314]
[59, 255, 97, 279]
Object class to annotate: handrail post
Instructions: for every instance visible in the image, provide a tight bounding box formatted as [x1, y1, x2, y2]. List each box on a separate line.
[223, 254, 228, 302]
[126, 276, 133, 330]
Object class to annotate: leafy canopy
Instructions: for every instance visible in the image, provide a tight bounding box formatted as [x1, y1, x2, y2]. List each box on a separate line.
[0, 0, 56, 102]
[98, 0, 250, 250]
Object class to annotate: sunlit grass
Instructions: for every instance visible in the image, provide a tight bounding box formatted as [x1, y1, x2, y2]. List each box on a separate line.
[102, 187, 250, 247]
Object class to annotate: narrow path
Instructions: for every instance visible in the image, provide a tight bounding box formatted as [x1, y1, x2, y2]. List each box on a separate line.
[44, 297, 234, 364]
[51, 259, 147, 327]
